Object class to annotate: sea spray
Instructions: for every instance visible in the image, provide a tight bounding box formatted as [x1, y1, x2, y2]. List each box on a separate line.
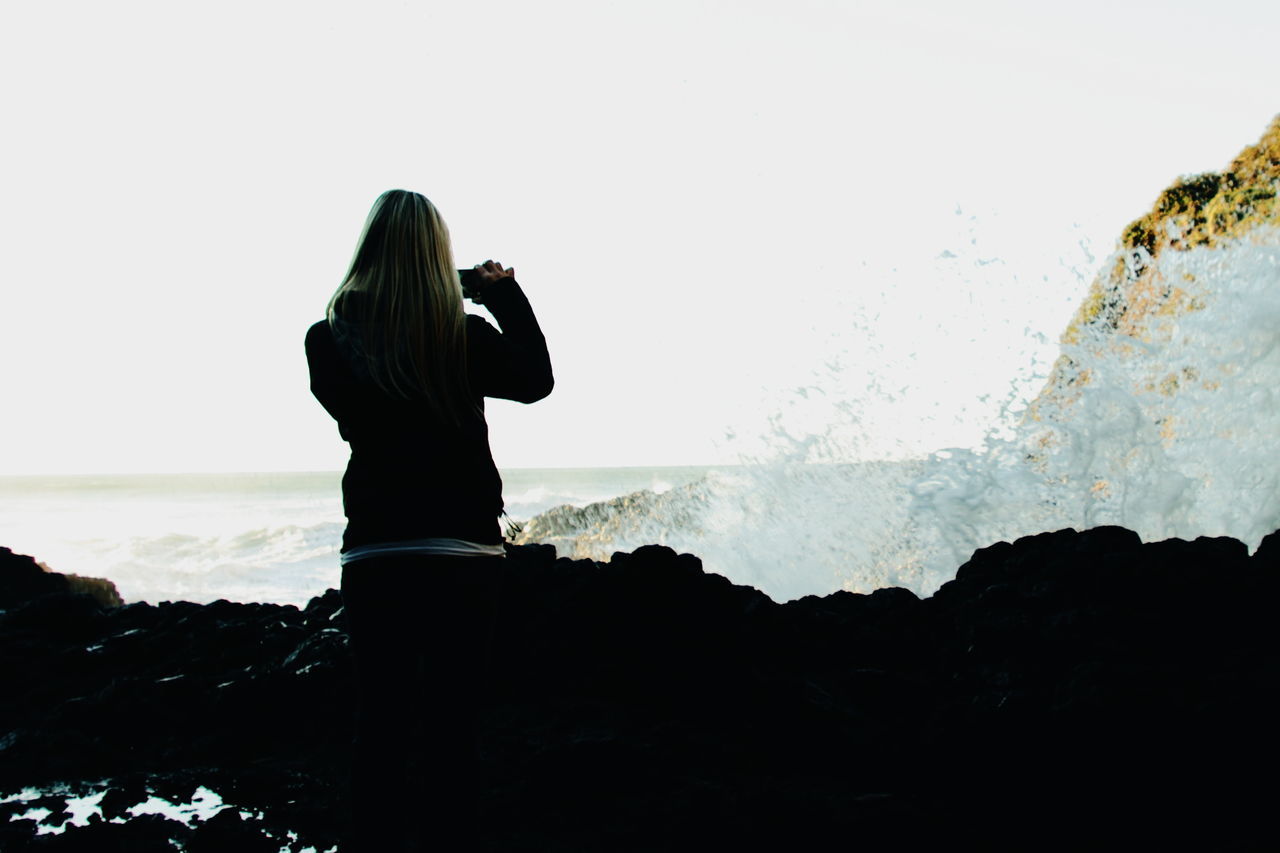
[519, 234, 1280, 600]
[918, 230, 1280, 558]
[519, 117, 1280, 601]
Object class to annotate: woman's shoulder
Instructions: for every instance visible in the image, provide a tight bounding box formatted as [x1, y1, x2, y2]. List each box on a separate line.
[305, 318, 332, 345]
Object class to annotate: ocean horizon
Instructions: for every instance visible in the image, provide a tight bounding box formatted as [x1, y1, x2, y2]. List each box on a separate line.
[0, 466, 727, 607]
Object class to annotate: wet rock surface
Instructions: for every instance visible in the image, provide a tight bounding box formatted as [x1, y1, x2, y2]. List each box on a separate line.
[2, 529, 1277, 850]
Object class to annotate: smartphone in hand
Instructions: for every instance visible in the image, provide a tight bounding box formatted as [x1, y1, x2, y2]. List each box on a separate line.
[458, 268, 482, 302]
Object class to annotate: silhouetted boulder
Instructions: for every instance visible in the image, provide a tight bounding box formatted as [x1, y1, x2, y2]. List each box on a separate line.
[0, 547, 121, 610]
[0, 547, 72, 608]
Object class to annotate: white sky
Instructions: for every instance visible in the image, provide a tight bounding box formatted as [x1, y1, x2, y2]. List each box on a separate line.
[2, 0, 1277, 474]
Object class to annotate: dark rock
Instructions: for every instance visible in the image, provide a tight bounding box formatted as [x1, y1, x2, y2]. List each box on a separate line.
[1, 529, 1277, 850]
[18, 812, 188, 852]
[1252, 529, 1280, 567]
[0, 547, 121, 611]
[2, 592, 106, 641]
[185, 808, 281, 853]
[97, 783, 146, 822]
[0, 547, 71, 608]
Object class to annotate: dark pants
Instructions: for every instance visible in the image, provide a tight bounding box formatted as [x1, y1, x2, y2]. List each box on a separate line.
[340, 553, 503, 852]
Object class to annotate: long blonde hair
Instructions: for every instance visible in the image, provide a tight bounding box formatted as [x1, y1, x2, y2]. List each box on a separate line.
[327, 189, 474, 425]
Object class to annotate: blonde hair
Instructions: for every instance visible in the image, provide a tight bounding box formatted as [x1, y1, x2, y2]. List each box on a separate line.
[327, 190, 474, 424]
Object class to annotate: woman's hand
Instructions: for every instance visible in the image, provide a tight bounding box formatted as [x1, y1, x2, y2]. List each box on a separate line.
[469, 260, 515, 302]
[461, 260, 515, 304]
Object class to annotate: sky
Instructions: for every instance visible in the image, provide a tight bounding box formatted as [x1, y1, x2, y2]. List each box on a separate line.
[2, 0, 1277, 474]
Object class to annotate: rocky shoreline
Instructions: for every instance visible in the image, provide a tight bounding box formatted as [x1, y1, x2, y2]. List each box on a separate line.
[2, 529, 1277, 851]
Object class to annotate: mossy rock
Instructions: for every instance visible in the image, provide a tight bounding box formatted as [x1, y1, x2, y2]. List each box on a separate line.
[1059, 114, 1280, 348]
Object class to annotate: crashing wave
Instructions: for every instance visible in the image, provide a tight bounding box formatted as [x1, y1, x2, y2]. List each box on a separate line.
[518, 116, 1280, 602]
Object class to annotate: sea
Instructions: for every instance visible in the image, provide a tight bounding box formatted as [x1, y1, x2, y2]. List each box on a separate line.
[0, 467, 716, 606]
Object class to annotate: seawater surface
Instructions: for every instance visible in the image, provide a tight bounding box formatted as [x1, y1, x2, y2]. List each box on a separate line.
[0, 467, 714, 606]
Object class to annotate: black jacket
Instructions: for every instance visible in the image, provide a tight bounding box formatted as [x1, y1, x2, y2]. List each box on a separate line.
[305, 278, 553, 549]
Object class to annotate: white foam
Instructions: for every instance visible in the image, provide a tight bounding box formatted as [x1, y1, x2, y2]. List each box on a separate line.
[527, 232, 1280, 601]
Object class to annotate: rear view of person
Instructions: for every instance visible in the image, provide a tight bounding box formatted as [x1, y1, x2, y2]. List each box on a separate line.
[305, 189, 552, 851]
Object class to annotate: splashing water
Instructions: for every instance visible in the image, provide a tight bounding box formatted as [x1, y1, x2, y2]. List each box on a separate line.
[917, 230, 1280, 565]
[520, 228, 1280, 601]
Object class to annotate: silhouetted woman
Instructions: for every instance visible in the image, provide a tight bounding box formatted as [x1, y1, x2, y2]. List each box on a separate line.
[305, 189, 552, 851]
